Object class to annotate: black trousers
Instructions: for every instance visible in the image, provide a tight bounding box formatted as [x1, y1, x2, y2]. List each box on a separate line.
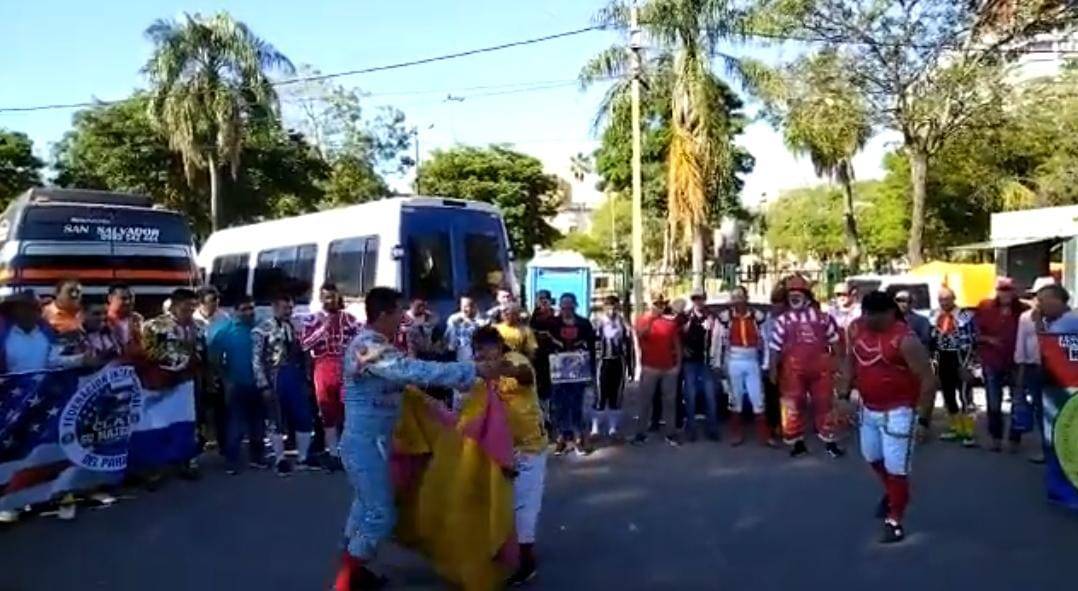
[937, 350, 972, 415]
[596, 358, 625, 410]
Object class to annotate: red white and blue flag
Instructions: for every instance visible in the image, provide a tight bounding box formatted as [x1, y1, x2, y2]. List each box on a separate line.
[0, 366, 143, 511]
[1037, 334, 1078, 511]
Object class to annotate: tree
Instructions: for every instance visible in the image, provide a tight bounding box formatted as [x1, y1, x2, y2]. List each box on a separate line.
[755, 51, 871, 270]
[0, 129, 44, 205]
[766, 180, 907, 262]
[584, 0, 755, 289]
[52, 95, 327, 238]
[418, 145, 562, 259]
[570, 152, 593, 182]
[750, 0, 1075, 265]
[143, 12, 295, 230]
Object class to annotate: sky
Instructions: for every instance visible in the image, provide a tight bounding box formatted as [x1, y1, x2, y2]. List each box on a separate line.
[0, 0, 895, 209]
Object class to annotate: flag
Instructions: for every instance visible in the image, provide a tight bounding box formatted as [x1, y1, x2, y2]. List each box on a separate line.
[0, 366, 143, 511]
[1036, 334, 1078, 511]
[126, 379, 197, 472]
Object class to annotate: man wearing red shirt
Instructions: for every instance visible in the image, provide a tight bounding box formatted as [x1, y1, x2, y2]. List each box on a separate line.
[631, 292, 682, 446]
[301, 283, 360, 468]
[973, 277, 1025, 452]
[768, 275, 844, 458]
[840, 292, 937, 543]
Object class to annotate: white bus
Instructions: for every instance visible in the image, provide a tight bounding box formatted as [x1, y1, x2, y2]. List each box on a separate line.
[197, 197, 516, 322]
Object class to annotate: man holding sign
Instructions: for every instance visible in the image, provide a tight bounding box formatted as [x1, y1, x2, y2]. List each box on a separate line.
[1037, 285, 1078, 511]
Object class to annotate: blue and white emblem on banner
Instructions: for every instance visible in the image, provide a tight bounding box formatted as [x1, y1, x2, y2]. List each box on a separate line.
[59, 366, 144, 472]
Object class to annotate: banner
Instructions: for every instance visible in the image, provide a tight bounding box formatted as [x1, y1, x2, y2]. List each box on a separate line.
[127, 379, 198, 473]
[0, 365, 143, 511]
[1036, 334, 1078, 511]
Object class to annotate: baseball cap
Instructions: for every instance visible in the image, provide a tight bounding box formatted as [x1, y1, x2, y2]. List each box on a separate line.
[894, 290, 911, 302]
[1031, 276, 1057, 294]
[690, 288, 707, 301]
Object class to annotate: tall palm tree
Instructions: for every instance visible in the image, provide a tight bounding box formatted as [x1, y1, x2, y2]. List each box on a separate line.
[582, 0, 746, 290]
[570, 152, 593, 182]
[764, 52, 871, 270]
[143, 12, 294, 231]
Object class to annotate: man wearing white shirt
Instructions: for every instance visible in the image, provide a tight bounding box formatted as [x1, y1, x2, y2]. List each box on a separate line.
[1, 292, 87, 374]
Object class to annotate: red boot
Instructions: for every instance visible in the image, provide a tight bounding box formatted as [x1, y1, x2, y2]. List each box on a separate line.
[334, 551, 387, 591]
[729, 414, 746, 447]
[755, 414, 778, 447]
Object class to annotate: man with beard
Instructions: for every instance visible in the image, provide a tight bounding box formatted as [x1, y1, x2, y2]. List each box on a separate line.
[768, 276, 845, 458]
[301, 283, 360, 468]
[839, 291, 937, 544]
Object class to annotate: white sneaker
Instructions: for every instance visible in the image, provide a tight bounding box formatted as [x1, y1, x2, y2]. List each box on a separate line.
[57, 503, 77, 521]
[91, 492, 117, 506]
[0, 509, 18, 523]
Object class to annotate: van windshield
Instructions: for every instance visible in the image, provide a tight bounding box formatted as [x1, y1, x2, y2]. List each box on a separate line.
[15, 205, 192, 245]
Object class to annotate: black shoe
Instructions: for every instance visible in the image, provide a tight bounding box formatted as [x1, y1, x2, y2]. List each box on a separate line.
[274, 458, 293, 477]
[825, 442, 846, 459]
[507, 563, 538, 586]
[322, 454, 344, 473]
[298, 455, 322, 471]
[790, 440, 809, 458]
[875, 495, 890, 519]
[553, 440, 568, 456]
[629, 433, 648, 446]
[665, 435, 682, 448]
[355, 566, 389, 590]
[248, 458, 272, 470]
[177, 460, 201, 481]
[880, 519, 906, 544]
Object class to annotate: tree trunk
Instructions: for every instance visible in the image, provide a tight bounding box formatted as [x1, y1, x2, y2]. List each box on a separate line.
[208, 153, 221, 232]
[840, 170, 862, 272]
[691, 224, 705, 291]
[906, 148, 928, 267]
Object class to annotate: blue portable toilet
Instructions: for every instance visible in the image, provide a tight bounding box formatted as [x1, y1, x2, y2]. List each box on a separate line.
[526, 250, 594, 313]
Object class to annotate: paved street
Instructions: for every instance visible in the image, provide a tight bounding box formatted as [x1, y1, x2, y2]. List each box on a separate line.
[2, 410, 1076, 591]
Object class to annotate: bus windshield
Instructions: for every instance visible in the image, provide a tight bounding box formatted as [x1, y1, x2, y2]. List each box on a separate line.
[14, 205, 193, 245]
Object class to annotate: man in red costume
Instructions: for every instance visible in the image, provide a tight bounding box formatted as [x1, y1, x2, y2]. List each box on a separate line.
[840, 291, 937, 543]
[768, 275, 845, 458]
[301, 283, 360, 470]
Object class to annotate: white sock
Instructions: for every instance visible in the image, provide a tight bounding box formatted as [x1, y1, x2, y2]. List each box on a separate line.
[271, 434, 285, 461]
[590, 415, 601, 437]
[296, 432, 312, 462]
[609, 411, 619, 435]
[325, 427, 340, 457]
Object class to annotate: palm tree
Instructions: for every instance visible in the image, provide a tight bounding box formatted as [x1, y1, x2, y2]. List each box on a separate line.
[582, 0, 746, 290]
[570, 152, 593, 182]
[143, 12, 294, 231]
[761, 52, 871, 270]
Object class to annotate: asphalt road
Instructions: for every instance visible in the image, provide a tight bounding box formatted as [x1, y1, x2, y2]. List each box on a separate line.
[2, 415, 1077, 591]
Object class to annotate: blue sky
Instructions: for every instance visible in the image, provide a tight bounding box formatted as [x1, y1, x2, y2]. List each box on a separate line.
[0, 0, 893, 207]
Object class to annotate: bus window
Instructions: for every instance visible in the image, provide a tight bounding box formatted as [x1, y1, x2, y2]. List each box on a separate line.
[464, 232, 505, 299]
[210, 254, 250, 306]
[326, 236, 377, 299]
[253, 243, 317, 304]
[408, 232, 453, 300]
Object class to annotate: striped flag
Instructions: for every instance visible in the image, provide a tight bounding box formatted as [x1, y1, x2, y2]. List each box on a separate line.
[1037, 334, 1078, 511]
[0, 366, 143, 511]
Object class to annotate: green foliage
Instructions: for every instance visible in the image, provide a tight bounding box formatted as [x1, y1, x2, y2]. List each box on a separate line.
[417, 145, 562, 259]
[766, 180, 907, 261]
[51, 96, 328, 238]
[143, 12, 295, 229]
[0, 129, 44, 206]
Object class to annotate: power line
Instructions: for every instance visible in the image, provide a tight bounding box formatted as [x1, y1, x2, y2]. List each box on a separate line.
[0, 26, 603, 114]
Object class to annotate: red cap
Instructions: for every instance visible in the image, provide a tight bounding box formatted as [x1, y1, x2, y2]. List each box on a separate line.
[996, 277, 1015, 291]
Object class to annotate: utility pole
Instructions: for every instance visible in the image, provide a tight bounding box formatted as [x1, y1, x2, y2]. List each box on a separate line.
[414, 127, 421, 195]
[629, 3, 645, 316]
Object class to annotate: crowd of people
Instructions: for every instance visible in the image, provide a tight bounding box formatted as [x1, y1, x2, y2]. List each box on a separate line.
[3, 271, 1074, 587]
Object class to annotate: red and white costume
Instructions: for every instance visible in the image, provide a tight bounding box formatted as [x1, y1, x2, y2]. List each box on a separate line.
[850, 318, 920, 524]
[769, 306, 840, 443]
[301, 310, 360, 429]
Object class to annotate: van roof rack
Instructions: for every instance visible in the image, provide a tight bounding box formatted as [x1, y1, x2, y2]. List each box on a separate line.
[17, 188, 156, 209]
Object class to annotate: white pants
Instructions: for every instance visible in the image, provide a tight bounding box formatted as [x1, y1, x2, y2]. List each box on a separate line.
[859, 406, 916, 475]
[727, 351, 765, 414]
[514, 451, 548, 544]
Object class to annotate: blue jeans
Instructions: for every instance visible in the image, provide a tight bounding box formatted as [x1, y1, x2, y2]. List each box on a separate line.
[223, 382, 265, 468]
[552, 381, 587, 438]
[1014, 364, 1045, 446]
[682, 361, 719, 436]
[984, 367, 1015, 441]
[340, 396, 399, 559]
[269, 363, 314, 433]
